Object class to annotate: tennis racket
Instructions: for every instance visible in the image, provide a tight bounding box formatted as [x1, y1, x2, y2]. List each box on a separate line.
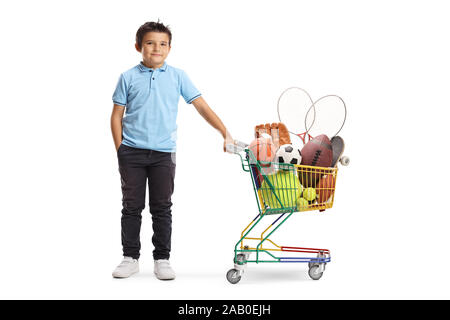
[277, 87, 316, 145]
[304, 94, 349, 168]
[304, 94, 347, 140]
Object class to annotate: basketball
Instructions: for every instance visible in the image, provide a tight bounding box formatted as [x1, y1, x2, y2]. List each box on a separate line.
[316, 174, 336, 204]
[248, 135, 276, 167]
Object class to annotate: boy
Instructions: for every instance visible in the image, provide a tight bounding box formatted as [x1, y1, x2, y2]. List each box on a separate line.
[111, 21, 233, 280]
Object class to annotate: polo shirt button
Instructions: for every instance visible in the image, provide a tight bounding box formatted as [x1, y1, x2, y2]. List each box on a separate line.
[152, 78, 155, 80]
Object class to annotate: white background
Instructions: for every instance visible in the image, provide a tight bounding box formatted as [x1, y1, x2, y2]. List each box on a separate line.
[0, 0, 449, 299]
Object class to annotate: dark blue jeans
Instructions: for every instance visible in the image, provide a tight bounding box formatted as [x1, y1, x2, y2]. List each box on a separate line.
[117, 144, 176, 260]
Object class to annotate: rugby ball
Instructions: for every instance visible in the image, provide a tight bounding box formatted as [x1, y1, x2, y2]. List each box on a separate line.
[299, 134, 333, 187]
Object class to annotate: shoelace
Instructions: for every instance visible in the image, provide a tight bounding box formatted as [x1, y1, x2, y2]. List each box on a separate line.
[155, 261, 171, 269]
[118, 259, 135, 268]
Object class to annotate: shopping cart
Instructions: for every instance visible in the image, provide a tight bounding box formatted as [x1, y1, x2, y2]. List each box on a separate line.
[225, 141, 341, 284]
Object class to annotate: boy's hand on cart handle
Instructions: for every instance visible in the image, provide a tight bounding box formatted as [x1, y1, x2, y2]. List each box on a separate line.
[225, 140, 248, 154]
[224, 135, 235, 152]
[234, 140, 248, 148]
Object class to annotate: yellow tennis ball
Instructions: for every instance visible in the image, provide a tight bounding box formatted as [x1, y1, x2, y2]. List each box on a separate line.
[303, 187, 316, 201]
[296, 197, 309, 211]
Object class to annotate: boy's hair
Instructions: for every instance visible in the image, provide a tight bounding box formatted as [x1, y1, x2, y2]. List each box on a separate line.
[136, 20, 172, 49]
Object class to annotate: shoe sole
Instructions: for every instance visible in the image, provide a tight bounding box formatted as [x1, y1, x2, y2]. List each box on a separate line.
[112, 267, 139, 279]
[154, 271, 176, 280]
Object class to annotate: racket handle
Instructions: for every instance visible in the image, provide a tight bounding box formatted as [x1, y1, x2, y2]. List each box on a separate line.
[226, 140, 248, 154]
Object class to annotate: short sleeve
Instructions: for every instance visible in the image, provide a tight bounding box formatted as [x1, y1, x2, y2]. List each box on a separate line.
[180, 70, 201, 104]
[112, 74, 128, 106]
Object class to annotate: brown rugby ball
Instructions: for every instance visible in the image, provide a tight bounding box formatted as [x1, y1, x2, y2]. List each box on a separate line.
[299, 134, 333, 187]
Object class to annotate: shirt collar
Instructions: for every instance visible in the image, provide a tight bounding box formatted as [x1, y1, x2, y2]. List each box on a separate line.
[138, 61, 168, 72]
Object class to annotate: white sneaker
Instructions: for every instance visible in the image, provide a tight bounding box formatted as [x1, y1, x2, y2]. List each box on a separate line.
[112, 257, 139, 278]
[154, 259, 176, 280]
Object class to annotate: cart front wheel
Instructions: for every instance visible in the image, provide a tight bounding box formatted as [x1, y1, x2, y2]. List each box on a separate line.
[235, 254, 247, 264]
[226, 269, 241, 284]
[308, 265, 323, 280]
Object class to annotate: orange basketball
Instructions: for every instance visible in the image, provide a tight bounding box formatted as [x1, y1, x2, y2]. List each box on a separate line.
[249, 136, 276, 167]
[316, 174, 336, 204]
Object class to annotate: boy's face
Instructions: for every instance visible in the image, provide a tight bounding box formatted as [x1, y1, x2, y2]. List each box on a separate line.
[136, 32, 171, 69]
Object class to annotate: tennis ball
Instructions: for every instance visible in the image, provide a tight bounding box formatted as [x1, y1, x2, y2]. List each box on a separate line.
[296, 197, 309, 211]
[303, 187, 316, 201]
[261, 171, 301, 209]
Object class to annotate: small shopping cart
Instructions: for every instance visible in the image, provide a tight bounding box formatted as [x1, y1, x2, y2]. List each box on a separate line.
[225, 141, 339, 284]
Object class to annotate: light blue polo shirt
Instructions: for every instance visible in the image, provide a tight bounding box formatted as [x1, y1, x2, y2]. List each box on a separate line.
[112, 62, 201, 152]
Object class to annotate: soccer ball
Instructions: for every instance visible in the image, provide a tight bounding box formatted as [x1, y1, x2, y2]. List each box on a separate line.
[276, 144, 302, 169]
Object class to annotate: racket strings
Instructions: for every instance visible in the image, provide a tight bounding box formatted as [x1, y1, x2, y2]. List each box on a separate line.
[277, 87, 347, 142]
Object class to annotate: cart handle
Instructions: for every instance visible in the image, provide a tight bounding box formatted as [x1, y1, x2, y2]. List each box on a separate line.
[226, 140, 248, 154]
[226, 140, 250, 172]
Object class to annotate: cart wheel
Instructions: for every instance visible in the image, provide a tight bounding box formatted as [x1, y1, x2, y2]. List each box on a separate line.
[309, 252, 327, 270]
[235, 254, 247, 264]
[308, 265, 323, 280]
[309, 261, 326, 270]
[226, 269, 241, 284]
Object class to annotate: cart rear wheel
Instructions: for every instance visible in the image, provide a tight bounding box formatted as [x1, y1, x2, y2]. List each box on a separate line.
[309, 252, 327, 270]
[308, 265, 323, 280]
[226, 269, 241, 284]
[309, 261, 326, 270]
